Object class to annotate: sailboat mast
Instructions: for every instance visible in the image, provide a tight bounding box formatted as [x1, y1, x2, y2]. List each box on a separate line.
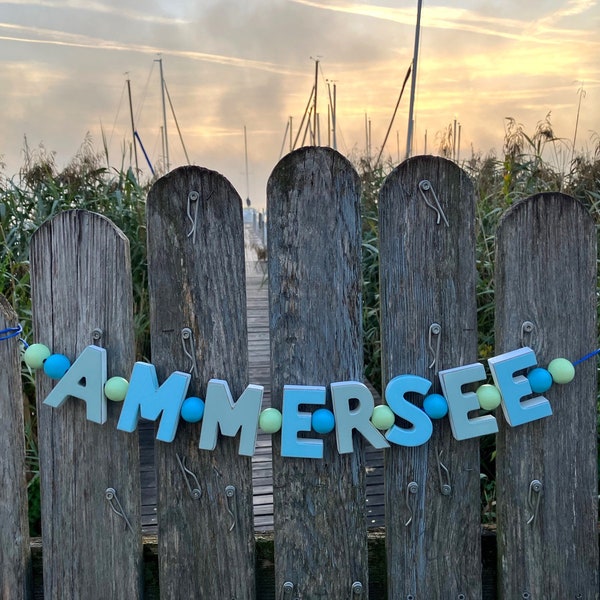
[405, 0, 423, 159]
[244, 125, 250, 203]
[156, 56, 170, 172]
[126, 76, 139, 173]
[312, 57, 319, 146]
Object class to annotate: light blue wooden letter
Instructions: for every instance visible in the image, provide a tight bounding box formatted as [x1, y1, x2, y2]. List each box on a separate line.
[488, 347, 552, 427]
[281, 385, 326, 459]
[384, 375, 433, 447]
[331, 381, 389, 453]
[43, 344, 107, 424]
[199, 379, 263, 456]
[439, 363, 498, 440]
[117, 362, 190, 442]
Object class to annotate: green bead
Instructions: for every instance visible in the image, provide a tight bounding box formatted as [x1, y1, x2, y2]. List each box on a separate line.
[476, 384, 502, 411]
[547, 358, 575, 384]
[371, 404, 395, 430]
[23, 343, 51, 369]
[104, 376, 129, 402]
[259, 408, 282, 434]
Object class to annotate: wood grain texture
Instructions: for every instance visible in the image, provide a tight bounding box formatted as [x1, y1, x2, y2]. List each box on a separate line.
[494, 193, 598, 598]
[379, 156, 481, 598]
[267, 147, 367, 599]
[0, 294, 32, 600]
[146, 166, 254, 599]
[29, 210, 142, 599]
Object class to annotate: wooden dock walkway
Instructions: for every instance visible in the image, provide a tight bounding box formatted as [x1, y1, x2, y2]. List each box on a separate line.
[140, 223, 384, 533]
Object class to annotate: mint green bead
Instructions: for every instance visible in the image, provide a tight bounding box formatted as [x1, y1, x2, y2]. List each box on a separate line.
[476, 384, 502, 411]
[23, 343, 51, 369]
[547, 358, 575, 384]
[371, 405, 395, 430]
[259, 408, 282, 434]
[104, 376, 129, 402]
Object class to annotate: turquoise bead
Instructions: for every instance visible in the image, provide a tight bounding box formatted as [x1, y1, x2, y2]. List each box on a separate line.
[180, 396, 205, 423]
[259, 408, 282, 434]
[104, 376, 129, 402]
[527, 368, 553, 393]
[312, 408, 335, 434]
[371, 405, 395, 430]
[476, 384, 502, 411]
[547, 358, 575, 384]
[23, 343, 51, 369]
[43, 354, 71, 379]
[423, 393, 448, 419]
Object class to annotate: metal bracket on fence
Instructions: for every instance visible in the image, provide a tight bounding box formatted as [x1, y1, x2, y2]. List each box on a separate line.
[176, 453, 202, 500]
[105, 487, 133, 532]
[437, 450, 452, 496]
[418, 180, 449, 227]
[181, 327, 197, 376]
[186, 190, 200, 242]
[428, 322, 442, 373]
[351, 581, 364, 596]
[225, 485, 237, 532]
[404, 481, 419, 526]
[527, 479, 543, 525]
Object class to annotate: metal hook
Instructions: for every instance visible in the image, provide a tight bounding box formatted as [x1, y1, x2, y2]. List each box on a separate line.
[181, 327, 197, 376]
[351, 581, 364, 597]
[91, 328, 103, 346]
[187, 190, 200, 242]
[176, 454, 202, 500]
[428, 323, 442, 373]
[404, 481, 419, 526]
[527, 479, 542, 525]
[418, 180, 449, 227]
[105, 487, 133, 532]
[281, 581, 294, 599]
[225, 485, 237, 532]
[520, 321, 535, 348]
[437, 450, 452, 496]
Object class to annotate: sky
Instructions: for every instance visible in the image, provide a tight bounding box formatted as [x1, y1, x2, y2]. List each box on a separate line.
[1, 0, 599, 209]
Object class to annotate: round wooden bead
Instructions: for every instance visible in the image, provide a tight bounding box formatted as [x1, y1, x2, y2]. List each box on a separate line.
[527, 368, 553, 393]
[43, 353, 71, 379]
[312, 408, 335, 434]
[180, 397, 205, 423]
[104, 376, 129, 402]
[23, 343, 51, 369]
[259, 408, 282, 434]
[371, 405, 395, 430]
[423, 393, 448, 419]
[547, 358, 575, 384]
[476, 384, 502, 411]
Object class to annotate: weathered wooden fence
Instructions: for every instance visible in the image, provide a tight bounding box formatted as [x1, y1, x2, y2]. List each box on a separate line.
[1, 148, 598, 599]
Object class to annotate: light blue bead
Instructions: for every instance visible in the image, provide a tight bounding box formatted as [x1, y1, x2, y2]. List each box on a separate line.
[312, 408, 335, 434]
[527, 368, 553, 393]
[181, 396, 205, 423]
[43, 353, 71, 379]
[423, 393, 448, 419]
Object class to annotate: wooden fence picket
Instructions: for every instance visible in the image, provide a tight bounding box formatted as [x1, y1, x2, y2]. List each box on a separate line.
[30, 210, 143, 599]
[267, 147, 368, 598]
[146, 166, 255, 599]
[494, 193, 599, 598]
[0, 294, 31, 600]
[379, 156, 482, 598]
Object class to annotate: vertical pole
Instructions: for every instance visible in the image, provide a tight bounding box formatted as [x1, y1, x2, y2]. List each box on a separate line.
[457, 123, 461, 163]
[313, 58, 319, 146]
[244, 125, 250, 203]
[126, 77, 139, 174]
[332, 83, 337, 151]
[405, 0, 423, 159]
[157, 57, 169, 172]
[453, 118, 457, 161]
[289, 116, 293, 152]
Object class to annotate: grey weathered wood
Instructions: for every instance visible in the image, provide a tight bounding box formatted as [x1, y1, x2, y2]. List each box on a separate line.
[146, 166, 254, 599]
[379, 156, 481, 598]
[0, 294, 32, 600]
[30, 210, 143, 599]
[267, 147, 367, 598]
[495, 193, 598, 598]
